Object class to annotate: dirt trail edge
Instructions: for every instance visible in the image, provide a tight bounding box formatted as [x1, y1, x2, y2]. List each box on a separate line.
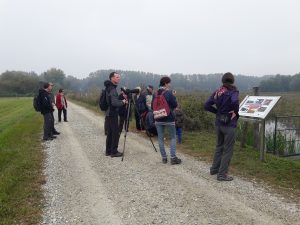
[41, 101, 299, 225]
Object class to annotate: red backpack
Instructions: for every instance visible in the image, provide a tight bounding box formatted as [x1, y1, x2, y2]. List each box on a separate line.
[152, 90, 170, 120]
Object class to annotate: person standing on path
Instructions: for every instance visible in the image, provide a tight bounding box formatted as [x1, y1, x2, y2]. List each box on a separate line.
[134, 87, 144, 132]
[48, 83, 60, 136]
[145, 85, 154, 111]
[39, 83, 57, 141]
[105, 72, 127, 157]
[204, 72, 239, 181]
[56, 88, 68, 122]
[152, 76, 182, 165]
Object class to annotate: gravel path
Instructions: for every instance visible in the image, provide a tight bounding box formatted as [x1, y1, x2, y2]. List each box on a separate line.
[41, 101, 299, 225]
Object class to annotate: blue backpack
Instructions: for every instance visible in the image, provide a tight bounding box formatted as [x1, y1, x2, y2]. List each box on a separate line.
[136, 95, 147, 114]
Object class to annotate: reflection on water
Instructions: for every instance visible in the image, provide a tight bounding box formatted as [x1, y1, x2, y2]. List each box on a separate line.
[265, 117, 300, 155]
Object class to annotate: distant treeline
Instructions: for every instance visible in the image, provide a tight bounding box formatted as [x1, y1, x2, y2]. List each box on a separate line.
[0, 68, 299, 96]
[0, 69, 68, 96]
[260, 73, 300, 92]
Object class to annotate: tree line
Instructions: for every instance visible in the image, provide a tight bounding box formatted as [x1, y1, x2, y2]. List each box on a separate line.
[0, 68, 299, 96]
[259, 73, 300, 92]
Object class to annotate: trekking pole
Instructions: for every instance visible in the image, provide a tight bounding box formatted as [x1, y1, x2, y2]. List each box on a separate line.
[121, 98, 132, 161]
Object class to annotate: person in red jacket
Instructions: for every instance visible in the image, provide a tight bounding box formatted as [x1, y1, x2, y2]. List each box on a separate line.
[56, 89, 68, 122]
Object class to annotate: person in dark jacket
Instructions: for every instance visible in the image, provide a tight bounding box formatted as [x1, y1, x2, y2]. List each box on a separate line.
[134, 87, 145, 131]
[175, 104, 184, 144]
[48, 83, 60, 135]
[152, 76, 182, 165]
[204, 72, 239, 181]
[56, 88, 68, 122]
[118, 89, 128, 135]
[104, 72, 127, 157]
[39, 82, 57, 141]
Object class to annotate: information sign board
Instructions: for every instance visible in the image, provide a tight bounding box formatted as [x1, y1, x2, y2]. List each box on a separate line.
[239, 96, 281, 119]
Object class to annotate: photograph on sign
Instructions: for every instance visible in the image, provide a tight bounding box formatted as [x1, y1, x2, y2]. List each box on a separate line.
[239, 96, 281, 119]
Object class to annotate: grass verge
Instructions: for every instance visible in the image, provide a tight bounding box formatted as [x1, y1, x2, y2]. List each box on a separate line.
[179, 131, 300, 201]
[0, 97, 44, 225]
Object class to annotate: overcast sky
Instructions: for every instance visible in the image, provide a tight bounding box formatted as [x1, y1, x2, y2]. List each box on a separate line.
[0, 0, 299, 78]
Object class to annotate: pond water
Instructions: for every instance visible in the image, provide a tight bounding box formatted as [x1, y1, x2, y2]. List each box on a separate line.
[265, 118, 300, 155]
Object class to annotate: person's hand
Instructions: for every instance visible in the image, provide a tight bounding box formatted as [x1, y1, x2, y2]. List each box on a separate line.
[122, 99, 128, 105]
[229, 110, 236, 120]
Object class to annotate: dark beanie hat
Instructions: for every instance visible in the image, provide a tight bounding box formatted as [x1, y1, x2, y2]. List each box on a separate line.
[160, 76, 171, 86]
[222, 72, 234, 84]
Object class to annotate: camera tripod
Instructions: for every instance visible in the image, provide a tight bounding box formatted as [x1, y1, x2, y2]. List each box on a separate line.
[121, 94, 157, 161]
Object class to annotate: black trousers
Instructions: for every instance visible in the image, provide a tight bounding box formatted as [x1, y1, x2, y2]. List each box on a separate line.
[58, 108, 67, 121]
[119, 116, 126, 134]
[106, 116, 120, 155]
[50, 112, 57, 134]
[104, 116, 108, 135]
[135, 110, 144, 130]
[43, 113, 54, 139]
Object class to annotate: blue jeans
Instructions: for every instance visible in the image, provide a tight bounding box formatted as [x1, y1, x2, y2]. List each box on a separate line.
[155, 123, 177, 159]
[176, 127, 183, 144]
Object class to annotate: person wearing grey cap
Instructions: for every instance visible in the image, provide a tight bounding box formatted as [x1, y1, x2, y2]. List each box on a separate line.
[145, 85, 154, 111]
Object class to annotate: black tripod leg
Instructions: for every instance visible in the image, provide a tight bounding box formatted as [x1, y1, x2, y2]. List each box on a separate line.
[121, 99, 131, 161]
[147, 130, 158, 152]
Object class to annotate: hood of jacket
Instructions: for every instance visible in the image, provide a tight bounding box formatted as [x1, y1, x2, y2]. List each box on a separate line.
[104, 80, 116, 88]
[39, 88, 48, 95]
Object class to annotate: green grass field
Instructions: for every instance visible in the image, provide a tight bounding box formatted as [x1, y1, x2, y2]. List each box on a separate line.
[0, 98, 44, 225]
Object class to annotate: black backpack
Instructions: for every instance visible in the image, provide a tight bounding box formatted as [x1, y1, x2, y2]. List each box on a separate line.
[33, 94, 42, 112]
[99, 89, 109, 111]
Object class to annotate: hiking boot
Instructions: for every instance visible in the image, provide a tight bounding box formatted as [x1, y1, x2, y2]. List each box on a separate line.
[50, 136, 57, 139]
[53, 131, 60, 135]
[210, 169, 218, 175]
[110, 152, 123, 157]
[170, 157, 182, 165]
[162, 158, 168, 164]
[217, 174, 233, 181]
[43, 137, 54, 141]
[105, 152, 111, 156]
